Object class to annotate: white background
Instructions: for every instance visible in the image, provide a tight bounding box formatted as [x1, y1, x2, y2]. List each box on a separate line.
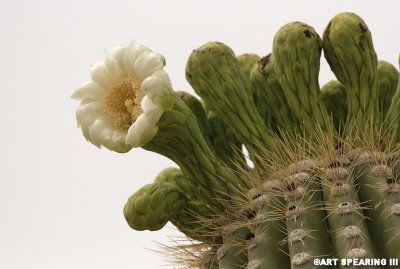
[0, 0, 399, 268]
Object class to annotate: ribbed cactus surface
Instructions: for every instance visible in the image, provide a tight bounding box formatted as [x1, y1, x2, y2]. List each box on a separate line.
[73, 12, 400, 269]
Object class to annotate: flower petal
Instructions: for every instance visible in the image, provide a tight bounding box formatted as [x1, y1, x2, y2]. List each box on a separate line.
[141, 69, 172, 95]
[135, 116, 159, 146]
[141, 69, 173, 108]
[125, 124, 140, 147]
[134, 51, 165, 81]
[125, 114, 158, 147]
[71, 81, 107, 101]
[88, 116, 114, 147]
[141, 95, 164, 122]
[124, 40, 151, 77]
[104, 51, 125, 82]
[76, 101, 103, 128]
[110, 46, 127, 74]
[90, 62, 114, 90]
[75, 102, 103, 140]
[105, 133, 132, 153]
[82, 114, 131, 152]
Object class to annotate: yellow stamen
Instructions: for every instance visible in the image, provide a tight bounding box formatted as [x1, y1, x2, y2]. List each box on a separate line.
[103, 77, 144, 131]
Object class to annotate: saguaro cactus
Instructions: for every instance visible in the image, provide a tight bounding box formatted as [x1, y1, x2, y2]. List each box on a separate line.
[72, 12, 400, 269]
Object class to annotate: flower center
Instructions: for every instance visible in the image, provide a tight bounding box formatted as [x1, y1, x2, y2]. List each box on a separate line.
[103, 77, 144, 131]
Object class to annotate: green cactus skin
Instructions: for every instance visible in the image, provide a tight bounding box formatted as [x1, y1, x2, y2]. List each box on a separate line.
[217, 226, 249, 269]
[124, 180, 186, 231]
[322, 12, 379, 131]
[310, 127, 381, 268]
[249, 57, 274, 131]
[246, 183, 290, 269]
[176, 91, 212, 146]
[320, 80, 347, 131]
[237, 53, 260, 80]
[206, 111, 246, 168]
[153, 167, 218, 239]
[282, 163, 332, 269]
[321, 61, 399, 133]
[176, 91, 245, 168]
[185, 41, 277, 153]
[384, 57, 400, 146]
[355, 156, 400, 260]
[124, 167, 216, 240]
[250, 54, 301, 135]
[318, 162, 378, 267]
[377, 61, 399, 122]
[143, 93, 250, 218]
[273, 22, 328, 136]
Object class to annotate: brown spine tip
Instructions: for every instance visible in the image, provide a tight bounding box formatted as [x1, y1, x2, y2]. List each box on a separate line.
[257, 53, 271, 78]
[359, 22, 368, 33]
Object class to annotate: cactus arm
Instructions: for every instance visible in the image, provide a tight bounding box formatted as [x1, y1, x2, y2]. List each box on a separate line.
[377, 61, 399, 121]
[237, 53, 260, 80]
[185, 41, 277, 152]
[123, 181, 186, 231]
[176, 91, 246, 168]
[384, 56, 400, 146]
[321, 61, 398, 132]
[155, 166, 214, 205]
[250, 54, 301, 135]
[207, 111, 246, 167]
[320, 80, 348, 131]
[322, 12, 379, 130]
[123, 167, 215, 241]
[273, 22, 328, 136]
[154, 167, 213, 232]
[176, 91, 212, 146]
[143, 93, 249, 214]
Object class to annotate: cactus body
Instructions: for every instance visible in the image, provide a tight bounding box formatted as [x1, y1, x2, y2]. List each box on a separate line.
[143, 14, 400, 268]
[141, 17, 400, 267]
[73, 11, 400, 269]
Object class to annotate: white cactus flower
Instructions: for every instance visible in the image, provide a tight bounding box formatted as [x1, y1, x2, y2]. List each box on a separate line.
[72, 40, 173, 152]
